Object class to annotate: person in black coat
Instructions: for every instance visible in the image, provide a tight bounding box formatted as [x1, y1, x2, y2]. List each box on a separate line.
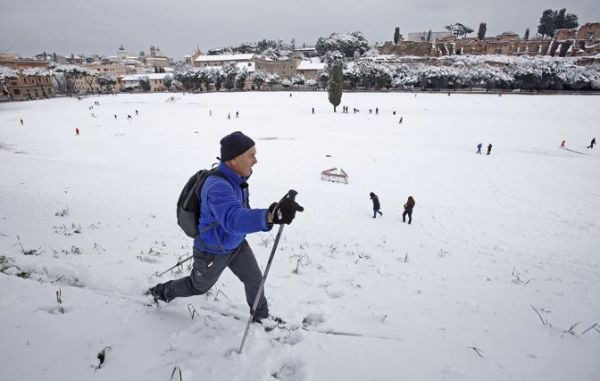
[403, 196, 415, 224]
[370, 192, 383, 218]
[587, 138, 596, 149]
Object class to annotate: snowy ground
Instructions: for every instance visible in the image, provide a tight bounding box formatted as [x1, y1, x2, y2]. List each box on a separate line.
[1, 91, 599, 381]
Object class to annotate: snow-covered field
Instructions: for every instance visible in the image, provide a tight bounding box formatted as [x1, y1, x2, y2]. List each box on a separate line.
[1, 91, 599, 381]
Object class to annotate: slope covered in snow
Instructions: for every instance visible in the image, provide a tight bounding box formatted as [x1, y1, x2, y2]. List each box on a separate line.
[0, 92, 599, 380]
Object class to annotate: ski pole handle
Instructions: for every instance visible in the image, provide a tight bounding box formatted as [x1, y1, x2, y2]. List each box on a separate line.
[285, 189, 304, 212]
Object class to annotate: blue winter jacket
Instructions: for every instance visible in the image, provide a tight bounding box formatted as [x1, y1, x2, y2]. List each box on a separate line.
[194, 162, 271, 254]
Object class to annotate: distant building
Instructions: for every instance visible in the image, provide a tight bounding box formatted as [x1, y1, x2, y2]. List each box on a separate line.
[406, 31, 451, 42]
[254, 57, 300, 79]
[0, 54, 49, 70]
[0, 67, 53, 101]
[296, 60, 325, 80]
[71, 75, 102, 94]
[120, 73, 172, 92]
[294, 47, 319, 57]
[85, 63, 128, 76]
[145, 46, 171, 68]
[193, 53, 255, 68]
[0, 55, 53, 100]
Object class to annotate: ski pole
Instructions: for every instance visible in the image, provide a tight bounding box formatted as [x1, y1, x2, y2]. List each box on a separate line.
[153, 255, 193, 278]
[237, 189, 300, 354]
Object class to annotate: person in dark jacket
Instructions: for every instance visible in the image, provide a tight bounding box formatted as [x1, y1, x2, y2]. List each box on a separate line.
[587, 138, 596, 149]
[402, 196, 415, 224]
[487, 143, 492, 155]
[148, 131, 303, 323]
[370, 192, 383, 218]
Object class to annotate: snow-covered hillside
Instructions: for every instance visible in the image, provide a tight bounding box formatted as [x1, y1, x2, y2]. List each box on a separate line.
[1, 92, 599, 380]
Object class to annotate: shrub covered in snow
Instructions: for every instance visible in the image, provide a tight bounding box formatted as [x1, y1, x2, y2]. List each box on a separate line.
[345, 55, 600, 91]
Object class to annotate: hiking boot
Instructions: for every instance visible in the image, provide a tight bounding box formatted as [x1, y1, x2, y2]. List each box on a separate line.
[254, 314, 286, 332]
[251, 309, 270, 324]
[145, 285, 167, 304]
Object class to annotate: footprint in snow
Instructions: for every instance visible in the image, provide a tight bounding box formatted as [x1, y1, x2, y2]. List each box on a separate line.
[271, 357, 307, 381]
[325, 288, 344, 299]
[302, 313, 326, 328]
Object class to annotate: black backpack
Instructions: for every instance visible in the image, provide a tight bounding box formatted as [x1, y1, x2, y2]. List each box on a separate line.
[176, 167, 225, 238]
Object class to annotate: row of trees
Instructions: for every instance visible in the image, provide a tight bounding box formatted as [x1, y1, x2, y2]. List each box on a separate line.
[172, 64, 313, 92]
[321, 56, 600, 92]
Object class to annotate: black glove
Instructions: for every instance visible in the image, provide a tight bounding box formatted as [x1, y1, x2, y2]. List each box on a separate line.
[269, 195, 304, 225]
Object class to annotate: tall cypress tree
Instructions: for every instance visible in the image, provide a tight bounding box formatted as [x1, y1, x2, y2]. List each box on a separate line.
[394, 27, 400, 44]
[524, 28, 530, 40]
[327, 60, 343, 112]
[477, 22, 487, 40]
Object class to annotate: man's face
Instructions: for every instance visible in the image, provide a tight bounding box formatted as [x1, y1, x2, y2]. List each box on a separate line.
[229, 146, 257, 177]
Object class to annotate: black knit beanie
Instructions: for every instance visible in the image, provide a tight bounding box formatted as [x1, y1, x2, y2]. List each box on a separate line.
[220, 131, 255, 162]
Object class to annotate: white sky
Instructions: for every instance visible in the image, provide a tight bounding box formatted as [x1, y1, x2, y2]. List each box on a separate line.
[1, 0, 599, 60]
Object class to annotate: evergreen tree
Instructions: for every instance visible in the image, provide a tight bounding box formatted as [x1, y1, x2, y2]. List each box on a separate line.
[235, 69, 248, 90]
[555, 9, 566, 29]
[315, 32, 369, 57]
[564, 13, 579, 29]
[326, 55, 343, 112]
[163, 76, 173, 90]
[96, 73, 116, 92]
[222, 62, 239, 90]
[445, 23, 474, 38]
[139, 77, 151, 92]
[394, 27, 400, 44]
[251, 72, 267, 90]
[524, 28, 530, 40]
[477, 23, 487, 40]
[537, 8, 578, 38]
[537, 9, 556, 38]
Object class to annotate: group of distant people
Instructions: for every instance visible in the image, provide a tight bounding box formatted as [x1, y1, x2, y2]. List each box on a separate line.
[476, 143, 493, 155]
[369, 192, 415, 224]
[227, 111, 240, 119]
[560, 138, 595, 149]
[311, 106, 404, 123]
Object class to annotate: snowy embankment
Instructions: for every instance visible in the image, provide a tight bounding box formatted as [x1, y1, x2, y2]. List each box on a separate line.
[0, 92, 599, 380]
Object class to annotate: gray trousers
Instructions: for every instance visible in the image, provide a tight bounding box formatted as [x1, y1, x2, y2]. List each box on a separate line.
[159, 240, 268, 316]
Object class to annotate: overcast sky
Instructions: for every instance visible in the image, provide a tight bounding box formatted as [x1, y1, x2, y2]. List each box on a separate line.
[2, 0, 599, 60]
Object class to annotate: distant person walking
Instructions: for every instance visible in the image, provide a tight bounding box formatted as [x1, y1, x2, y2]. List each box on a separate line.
[19, 118, 23, 126]
[312, 107, 315, 114]
[399, 116, 403, 124]
[75, 128, 80, 135]
[487, 143, 492, 155]
[477, 143, 482, 154]
[587, 138, 596, 149]
[370, 192, 383, 218]
[402, 196, 415, 224]
[560, 140, 566, 148]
